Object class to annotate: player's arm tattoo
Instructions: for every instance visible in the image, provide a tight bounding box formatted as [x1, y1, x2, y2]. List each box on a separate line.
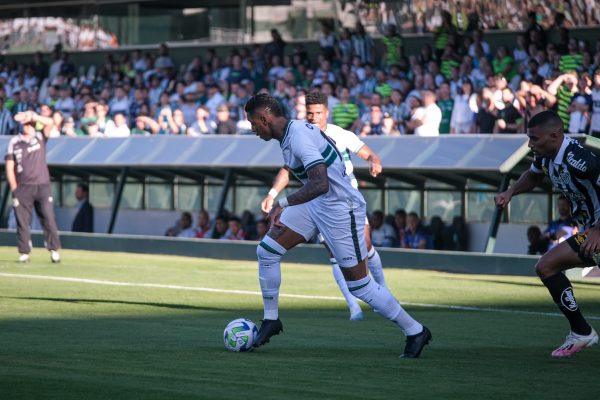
[286, 163, 329, 206]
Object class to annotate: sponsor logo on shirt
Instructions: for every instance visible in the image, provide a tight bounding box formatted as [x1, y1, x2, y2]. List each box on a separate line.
[567, 151, 588, 172]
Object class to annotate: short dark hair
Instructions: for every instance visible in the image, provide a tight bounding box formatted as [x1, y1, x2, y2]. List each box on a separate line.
[305, 91, 328, 107]
[528, 110, 564, 133]
[77, 183, 89, 194]
[244, 93, 284, 117]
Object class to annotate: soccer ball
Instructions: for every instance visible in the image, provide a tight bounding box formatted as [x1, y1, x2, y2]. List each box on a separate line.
[223, 318, 259, 352]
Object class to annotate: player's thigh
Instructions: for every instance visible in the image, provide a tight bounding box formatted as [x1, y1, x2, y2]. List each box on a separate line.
[312, 204, 368, 268]
[364, 216, 373, 249]
[536, 235, 590, 278]
[274, 203, 318, 250]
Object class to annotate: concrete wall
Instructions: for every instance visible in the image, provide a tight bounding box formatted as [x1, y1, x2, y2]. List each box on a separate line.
[54, 206, 533, 255]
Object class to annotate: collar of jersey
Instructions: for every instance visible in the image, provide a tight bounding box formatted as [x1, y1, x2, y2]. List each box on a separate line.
[279, 120, 293, 146]
[553, 136, 570, 166]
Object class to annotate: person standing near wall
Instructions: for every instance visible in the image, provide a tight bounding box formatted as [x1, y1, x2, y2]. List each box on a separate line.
[71, 183, 94, 233]
[5, 110, 61, 263]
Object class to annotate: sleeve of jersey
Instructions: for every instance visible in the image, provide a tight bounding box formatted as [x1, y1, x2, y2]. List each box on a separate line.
[4, 139, 15, 161]
[529, 154, 544, 174]
[343, 128, 365, 153]
[291, 129, 325, 172]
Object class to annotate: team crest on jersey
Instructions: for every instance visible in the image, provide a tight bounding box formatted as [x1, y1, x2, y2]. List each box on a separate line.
[567, 151, 588, 172]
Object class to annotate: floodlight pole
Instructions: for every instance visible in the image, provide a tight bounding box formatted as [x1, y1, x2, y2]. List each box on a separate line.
[484, 174, 510, 254]
[107, 167, 129, 234]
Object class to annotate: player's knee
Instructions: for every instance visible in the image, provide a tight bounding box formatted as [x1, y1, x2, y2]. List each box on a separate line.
[535, 257, 555, 279]
[256, 238, 286, 265]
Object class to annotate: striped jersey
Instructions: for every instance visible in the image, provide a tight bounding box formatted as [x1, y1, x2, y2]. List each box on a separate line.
[556, 85, 574, 129]
[530, 136, 600, 229]
[281, 120, 365, 209]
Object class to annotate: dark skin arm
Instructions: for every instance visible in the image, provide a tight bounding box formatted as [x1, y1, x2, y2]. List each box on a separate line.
[495, 170, 545, 208]
[267, 163, 329, 227]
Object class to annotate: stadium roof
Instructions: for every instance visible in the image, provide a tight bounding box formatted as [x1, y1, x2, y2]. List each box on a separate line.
[0, 135, 536, 188]
[0, 0, 291, 17]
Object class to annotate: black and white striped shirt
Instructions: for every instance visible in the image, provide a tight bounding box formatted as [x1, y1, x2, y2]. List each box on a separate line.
[0, 109, 15, 135]
[531, 136, 600, 229]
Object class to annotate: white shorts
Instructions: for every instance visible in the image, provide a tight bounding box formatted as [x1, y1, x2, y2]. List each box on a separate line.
[316, 216, 369, 244]
[280, 201, 367, 268]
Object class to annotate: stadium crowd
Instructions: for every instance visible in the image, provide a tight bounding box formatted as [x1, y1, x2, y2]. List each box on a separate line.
[164, 208, 468, 251]
[1, 8, 600, 138]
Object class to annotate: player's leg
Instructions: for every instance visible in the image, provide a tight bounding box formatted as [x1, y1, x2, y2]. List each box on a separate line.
[364, 217, 386, 287]
[33, 184, 61, 262]
[13, 186, 34, 261]
[320, 236, 363, 320]
[536, 234, 598, 357]
[254, 203, 317, 347]
[316, 205, 430, 358]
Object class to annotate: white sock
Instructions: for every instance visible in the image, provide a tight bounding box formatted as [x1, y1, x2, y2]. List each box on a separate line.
[257, 237, 287, 320]
[347, 276, 422, 336]
[330, 258, 361, 314]
[367, 247, 387, 287]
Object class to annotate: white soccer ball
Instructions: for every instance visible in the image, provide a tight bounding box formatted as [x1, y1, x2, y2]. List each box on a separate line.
[223, 318, 259, 352]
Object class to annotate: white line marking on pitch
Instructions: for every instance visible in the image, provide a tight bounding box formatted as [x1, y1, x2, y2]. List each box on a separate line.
[1, 272, 599, 320]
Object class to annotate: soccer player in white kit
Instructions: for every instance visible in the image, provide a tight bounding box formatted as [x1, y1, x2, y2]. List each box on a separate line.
[261, 91, 387, 321]
[245, 93, 431, 358]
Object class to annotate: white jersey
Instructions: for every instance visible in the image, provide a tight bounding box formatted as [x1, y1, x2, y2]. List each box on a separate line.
[591, 88, 600, 132]
[323, 123, 364, 188]
[281, 120, 365, 210]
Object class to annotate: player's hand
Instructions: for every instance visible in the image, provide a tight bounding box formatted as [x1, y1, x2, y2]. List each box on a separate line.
[494, 190, 512, 209]
[266, 203, 283, 228]
[369, 160, 382, 177]
[580, 227, 600, 259]
[261, 195, 275, 213]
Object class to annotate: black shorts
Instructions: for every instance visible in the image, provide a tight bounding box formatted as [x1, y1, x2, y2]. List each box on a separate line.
[566, 233, 599, 266]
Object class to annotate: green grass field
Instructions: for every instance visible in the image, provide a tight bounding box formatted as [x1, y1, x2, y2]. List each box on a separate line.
[0, 246, 599, 400]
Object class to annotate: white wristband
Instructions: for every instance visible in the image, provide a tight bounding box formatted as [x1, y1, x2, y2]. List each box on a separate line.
[268, 188, 279, 198]
[278, 197, 289, 208]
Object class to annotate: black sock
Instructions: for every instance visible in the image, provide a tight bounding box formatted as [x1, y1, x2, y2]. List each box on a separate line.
[542, 273, 592, 336]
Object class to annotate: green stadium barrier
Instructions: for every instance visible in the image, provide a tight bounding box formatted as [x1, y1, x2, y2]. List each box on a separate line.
[0, 229, 539, 276]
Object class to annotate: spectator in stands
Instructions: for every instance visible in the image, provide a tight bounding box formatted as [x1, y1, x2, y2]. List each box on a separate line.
[211, 215, 229, 239]
[527, 225, 549, 255]
[155, 43, 175, 70]
[548, 71, 579, 129]
[255, 219, 268, 241]
[0, 98, 15, 135]
[382, 24, 403, 69]
[359, 105, 384, 136]
[591, 70, 600, 137]
[394, 209, 407, 246]
[265, 29, 286, 62]
[104, 112, 130, 137]
[187, 105, 216, 136]
[407, 90, 442, 136]
[175, 212, 196, 238]
[54, 86, 74, 117]
[450, 79, 477, 133]
[222, 216, 246, 240]
[71, 183, 93, 233]
[370, 210, 396, 247]
[109, 84, 130, 116]
[352, 22, 374, 65]
[494, 88, 523, 133]
[402, 212, 432, 250]
[215, 104, 237, 135]
[544, 196, 577, 250]
[95, 102, 111, 135]
[195, 209, 212, 239]
[568, 95, 591, 134]
[12, 88, 31, 114]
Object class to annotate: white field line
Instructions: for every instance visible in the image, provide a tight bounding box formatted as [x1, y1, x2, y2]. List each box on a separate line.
[1, 272, 599, 321]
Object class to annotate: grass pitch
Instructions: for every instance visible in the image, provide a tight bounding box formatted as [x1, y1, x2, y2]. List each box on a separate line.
[0, 246, 598, 399]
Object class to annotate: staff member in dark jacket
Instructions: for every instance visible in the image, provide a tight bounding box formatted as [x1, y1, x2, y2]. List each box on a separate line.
[72, 183, 94, 233]
[5, 110, 61, 263]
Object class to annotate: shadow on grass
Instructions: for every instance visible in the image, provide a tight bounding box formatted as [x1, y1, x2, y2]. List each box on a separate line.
[1, 296, 233, 312]
[436, 275, 600, 289]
